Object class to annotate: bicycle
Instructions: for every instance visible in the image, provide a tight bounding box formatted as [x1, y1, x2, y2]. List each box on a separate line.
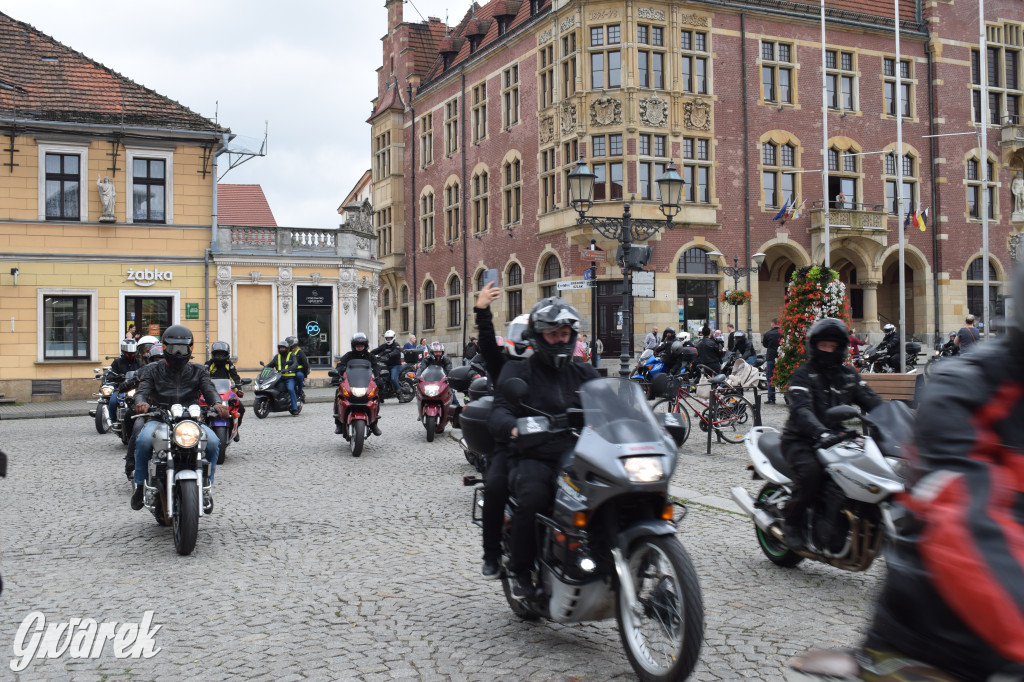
[651, 365, 752, 444]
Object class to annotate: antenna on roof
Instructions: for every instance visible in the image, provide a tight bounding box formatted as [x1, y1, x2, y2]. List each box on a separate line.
[218, 121, 268, 181]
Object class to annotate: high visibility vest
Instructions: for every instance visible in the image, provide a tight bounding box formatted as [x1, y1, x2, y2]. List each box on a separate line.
[275, 352, 296, 377]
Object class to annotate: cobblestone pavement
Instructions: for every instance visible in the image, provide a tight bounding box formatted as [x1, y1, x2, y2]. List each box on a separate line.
[0, 397, 883, 681]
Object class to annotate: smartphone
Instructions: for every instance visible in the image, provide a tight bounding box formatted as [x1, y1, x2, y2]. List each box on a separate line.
[483, 268, 499, 288]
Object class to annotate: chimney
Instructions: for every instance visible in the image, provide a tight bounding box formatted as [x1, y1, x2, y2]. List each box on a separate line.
[385, 0, 403, 32]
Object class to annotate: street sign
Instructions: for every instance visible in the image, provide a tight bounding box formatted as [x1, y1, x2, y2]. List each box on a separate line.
[557, 279, 590, 290]
[583, 267, 595, 281]
[632, 271, 654, 284]
[581, 248, 606, 261]
[632, 284, 655, 297]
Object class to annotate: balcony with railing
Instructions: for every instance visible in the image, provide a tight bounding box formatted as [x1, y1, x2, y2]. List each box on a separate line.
[223, 226, 344, 254]
[1000, 114, 1024, 171]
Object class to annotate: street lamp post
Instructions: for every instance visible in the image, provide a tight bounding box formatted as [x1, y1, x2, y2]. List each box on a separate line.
[706, 251, 766, 340]
[568, 158, 684, 378]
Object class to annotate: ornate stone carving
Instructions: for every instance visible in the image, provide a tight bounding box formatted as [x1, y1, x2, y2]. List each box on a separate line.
[639, 96, 668, 127]
[278, 273, 294, 314]
[278, 266, 293, 281]
[559, 15, 576, 33]
[539, 115, 555, 144]
[217, 266, 231, 280]
[589, 10, 619, 21]
[683, 98, 712, 130]
[680, 13, 710, 27]
[1011, 232, 1023, 263]
[220, 298, 230, 313]
[249, 271, 261, 284]
[590, 96, 622, 127]
[537, 29, 552, 45]
[339, 268, 355, 282]
[637, 8, 665, 21]
[560, 102, 577, 134]
[310, 272, 322, 286]
[356, 237, 370, 251]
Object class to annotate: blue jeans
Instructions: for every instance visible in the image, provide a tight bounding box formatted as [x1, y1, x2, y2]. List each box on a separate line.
[765, 359, 776, 401]
[284, 377, 298, 411]
[108, 394, 120, 423]
[295, 371, 306, 396]
[388, 365, 400, 390]
[134, 420, 219, 486]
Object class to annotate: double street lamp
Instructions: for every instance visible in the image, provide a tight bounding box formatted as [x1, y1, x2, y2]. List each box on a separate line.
[707, 251, 766, 339]
[568, 158, 685, 378]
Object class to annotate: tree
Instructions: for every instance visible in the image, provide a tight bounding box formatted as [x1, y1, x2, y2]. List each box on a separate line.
[773, 265, 852, 389]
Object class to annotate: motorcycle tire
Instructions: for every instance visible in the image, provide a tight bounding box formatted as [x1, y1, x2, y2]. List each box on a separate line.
[397, 378, 415, 404]
[616, 536, 704, 682]
[350, 420, 365, 458]
[215, 425, 229, 465]
[754, 483, 804, 568]
[119, 414, 131, 446]
[425, 415, 437, 442]
[173, 482, 199, 556]
[253, 398, 270, 419]
[95, 403, 110, 434]
[500, 572, 541, 621]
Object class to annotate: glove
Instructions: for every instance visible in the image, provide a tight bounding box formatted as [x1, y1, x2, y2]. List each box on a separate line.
[816, 430, 849, 450]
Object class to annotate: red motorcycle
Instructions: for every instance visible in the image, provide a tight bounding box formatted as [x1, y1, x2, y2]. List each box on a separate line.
[416, 364, 452, 442]
[201, 377, 251, 464]
[329, 359, 380, 457]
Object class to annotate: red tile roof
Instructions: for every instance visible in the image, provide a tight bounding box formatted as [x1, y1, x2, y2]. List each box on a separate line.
[218, 184, 277, 227]
[0, 11, 223, 132]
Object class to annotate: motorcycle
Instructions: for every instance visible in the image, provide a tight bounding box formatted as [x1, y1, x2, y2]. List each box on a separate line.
[630, 348, 667, 398]
[857, 341, 921, 373]
[730, 402, 910, 571]
[200, 378, 251, 464]
[328, 359, 380, 457]
[252, 364, 302, 418]
[88, 366, 116, 434]
[462, 377, 703, 681]
[370, 355, 415, 403]
[133, 403, 214, 556]
[449, 363, 489, 472]
[923, 334, 960, 378]
[416, 364, 453, 442]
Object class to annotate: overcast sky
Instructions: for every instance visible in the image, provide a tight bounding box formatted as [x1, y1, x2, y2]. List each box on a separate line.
[5, 0, 469, 228]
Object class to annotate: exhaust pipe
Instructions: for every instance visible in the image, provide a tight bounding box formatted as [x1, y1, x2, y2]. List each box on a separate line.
[730, 486, 777, 532]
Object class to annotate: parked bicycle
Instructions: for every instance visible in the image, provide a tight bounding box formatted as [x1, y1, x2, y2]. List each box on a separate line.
[649, 365, 752, 444]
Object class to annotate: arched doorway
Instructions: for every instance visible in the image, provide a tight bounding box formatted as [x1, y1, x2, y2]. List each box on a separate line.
[878, 248, 929, 338]
[756, 243, 808, 332]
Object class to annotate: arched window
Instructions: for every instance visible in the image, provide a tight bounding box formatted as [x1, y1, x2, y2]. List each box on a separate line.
[448, 275, 461, 296]
[424, 280, 435, 299]
[508, 263, 522, 286]
[827, 139, 862, 209]
[445, 180, 461, 243]
[676, 247, 718, 275]
[966, 257, 997, 281]
[383, 289, 391, 308]
[540, 254, 562, 298]
[502, 157, 522, 226]
[472, 170, 489, 235]
[401, 286, 409, 304]
[762, 140, 797, 208]
[476, 269, 488, 291]
[448, 275, 461, 327]
[423, 280, 436, 329]
[966, 152, 997, 220]
[420, 190, 435, 249]
[884, 151, 918, 215]
[506, 263, 523, 320]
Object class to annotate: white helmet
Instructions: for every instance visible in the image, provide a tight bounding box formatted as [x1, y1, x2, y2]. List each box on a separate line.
[136, 335, 159, 361]
[504, 313, 533, 358]
[384, 329, 396, 344]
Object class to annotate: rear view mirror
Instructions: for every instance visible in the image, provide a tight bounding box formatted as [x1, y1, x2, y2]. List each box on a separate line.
[657, 412, 689, 447]
[240, 378, 253, 385]
[824, 405, 859, 427]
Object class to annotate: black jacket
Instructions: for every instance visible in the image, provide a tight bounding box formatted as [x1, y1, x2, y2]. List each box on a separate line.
[206, 359, 242, 384]
[293, 349, 310, 375]
[491, 355, 600, 464]
[695, 337, 724, 373]
[867, 338, 1024, 680]
[335, 349, 372, 374]
[269, 351, 298, 376]
[110, 356, 141, 378]
[781, 361, 882, 444]
[371, 342, 402, 367]
[136, 361, 219, 408]
[473, 306, 506, 380]
[463, 341, 480, 361]
[116, 359, 161, 393]
[762, 327, 782, 361]
[417, 355, 453, 376]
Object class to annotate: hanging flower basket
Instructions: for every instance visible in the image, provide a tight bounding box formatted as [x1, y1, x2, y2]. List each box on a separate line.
[721, 289, 752, 306]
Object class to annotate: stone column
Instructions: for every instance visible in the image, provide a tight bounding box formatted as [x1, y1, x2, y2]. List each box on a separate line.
[338, 268, 359, 355]
[278, 267, 294, 339]
[861, 280, 880, 333]
[215, 266, 233, 346]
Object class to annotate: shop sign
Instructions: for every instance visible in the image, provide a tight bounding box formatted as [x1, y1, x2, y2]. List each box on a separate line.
[185, 302, 199, 320]
[125, 268, 173, 287]
[298, 286, 330, 306]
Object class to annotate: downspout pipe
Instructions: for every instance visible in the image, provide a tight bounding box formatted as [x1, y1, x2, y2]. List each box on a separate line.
[207, 132, 231, 360]
[461, 68, 469, 356]
[408, 84, 418, 336]
[741, 13, 753, 338]
[926, 38, 940, 348]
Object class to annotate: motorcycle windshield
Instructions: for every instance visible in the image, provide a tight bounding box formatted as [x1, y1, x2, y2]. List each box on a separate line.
[580, 378, 665, 445]
[420, 365, 447, 383]
[258, 367, 278, 381]
[211, 378, 233, 395]
[345, 359, 373, 388]
[867, 401, 914, 458]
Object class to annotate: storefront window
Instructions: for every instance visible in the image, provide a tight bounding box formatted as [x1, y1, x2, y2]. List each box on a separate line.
[297, 286, 332, 368]
[44, 295, 91, 359]
[676, 248, 719, 335]
[124, 296, 172, 340]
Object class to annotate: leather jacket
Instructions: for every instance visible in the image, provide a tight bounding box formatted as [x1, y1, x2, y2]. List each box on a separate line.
[109, 356, 141, 378]
[335, 349, 372, 375]
[371, 342, 402, 367]
[135, 361, 219, 409]
[781, 361, 882, 443]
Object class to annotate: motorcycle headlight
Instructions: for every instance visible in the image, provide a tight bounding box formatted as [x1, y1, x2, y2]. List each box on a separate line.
[126, 389, 136, 398]
[884, 456, 911, 481]
[351, 387, 367, 398]
[173, 421, 202, 449]
[424, 384, 441, 397]
[188, 404, 202, 420]
[101, 386, 113, 397]
[623, 457, 664, 483]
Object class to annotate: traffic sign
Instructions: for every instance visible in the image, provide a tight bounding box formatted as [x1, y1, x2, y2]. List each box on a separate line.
[557, 279, 591, 290]
[583, 267, 595, 281]
[581, 248, 606, 261]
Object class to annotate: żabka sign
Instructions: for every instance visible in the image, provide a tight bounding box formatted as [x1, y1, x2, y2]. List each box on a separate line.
[125, 268, 173, 287]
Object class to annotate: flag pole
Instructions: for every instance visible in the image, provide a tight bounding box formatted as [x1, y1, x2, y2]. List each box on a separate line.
[820, 0, 831, 268]
[980, 0, 991, 340]
[895, 0, 907, 373]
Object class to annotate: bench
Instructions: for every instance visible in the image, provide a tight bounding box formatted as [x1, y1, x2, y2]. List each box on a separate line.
[860, 373, 924, 407]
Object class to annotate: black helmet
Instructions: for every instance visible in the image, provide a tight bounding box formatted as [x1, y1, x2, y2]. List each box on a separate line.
[670, 340, 685, 355]
[806, 318, 850, 368]
[148, 344, 165, 361]
[882, 323, 896, 337]
[525, 297, 581, 369]
[211, 340, 230, 362]
[120, 338, 137, 360]
[286, 335, 299, 348]
[351, 333, 368, 351]
[663, 327, 676, 340]
[162, 325, 195, 372]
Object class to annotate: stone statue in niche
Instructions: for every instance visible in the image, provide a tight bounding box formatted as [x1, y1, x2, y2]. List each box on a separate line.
[97, 175, 116, 221]
[1012, 172, 1024, 218]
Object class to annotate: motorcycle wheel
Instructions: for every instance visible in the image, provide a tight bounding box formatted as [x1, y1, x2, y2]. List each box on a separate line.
[350, 420, 366, 458]
[651, 399, 691, 447]
[754, 483, 804, 567]
[425, 415, 437, 442]
[397, 379, 415, 404]
[215, 426, 229, 465]
[95, 403, 110, 434]
[173, 482, 199, 556]
[253, 398, 270, 419]
[500, 572, 541, 621]
[616, 536, 704, 682]
[119, 413, 131, 445]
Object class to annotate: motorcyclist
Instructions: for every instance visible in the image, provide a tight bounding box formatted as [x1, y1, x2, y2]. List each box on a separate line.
[652, 327, 678, 357]
[695, 325, 725, 374]
[370, 329, 402, 393]
[268, 339, 300, 415]
[130, 325, 229, 512]
[332, 333, 380, 436]
[786, 268, 1024, 682]
[135, 335, 159, 365]
[779, 318, 882, 551]
[107, 339, 141, 426]
[206, 341, 245, 441]
[287, 336, 309, 400]
[417, 341, 453, 376]
[939, 330, 959, 357]
[121, 344, 164, 481]
[490, 297, 600, 600]
[877, 323, 899, 359]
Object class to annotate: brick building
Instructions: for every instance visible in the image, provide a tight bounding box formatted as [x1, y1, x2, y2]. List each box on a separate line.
[369, 0, 1024, 358]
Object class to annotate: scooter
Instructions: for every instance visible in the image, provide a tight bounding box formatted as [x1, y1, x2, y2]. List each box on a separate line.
[252, 364, 302, 418]
[329, 359, 381, 457]
[201, 378, 251, 464]
[416, 364, 452, 442]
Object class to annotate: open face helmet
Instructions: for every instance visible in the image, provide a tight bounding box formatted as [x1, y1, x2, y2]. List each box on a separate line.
[120, 339, 137, 361]
[505, 313, 533, 358]
[161, 325, 195, 372]
[806, 318, 850, 368]
[525, 297, 581, 369]
[351, 333, 368, 352]
[211, 341, 231, 363]
[136, 335, 159, 362]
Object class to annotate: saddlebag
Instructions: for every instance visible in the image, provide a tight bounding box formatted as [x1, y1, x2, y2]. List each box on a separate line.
[460, 396, 495, 456]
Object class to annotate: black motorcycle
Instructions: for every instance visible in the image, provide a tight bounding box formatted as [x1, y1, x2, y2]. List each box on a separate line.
[857, 341, 921, 373]
[923, 333, 960, 378]
[462, 377, 703, 681]
[449, 363, 490, 472]
[370, 355, 415, 403]
[252, 364, 303, 418]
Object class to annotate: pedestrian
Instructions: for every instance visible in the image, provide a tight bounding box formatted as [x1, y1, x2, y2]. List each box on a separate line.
[575, 334, 589, 362]
[848, 326, 866, 358]
[643, 326, 659, 351]
[592, 336, 603, 365]
[463, 336, 480, 365]
[726, 323, 737, 352]
[955, 314, 981, 353]
[762, 318, 782, 404]
[125, 324, 136, 340]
